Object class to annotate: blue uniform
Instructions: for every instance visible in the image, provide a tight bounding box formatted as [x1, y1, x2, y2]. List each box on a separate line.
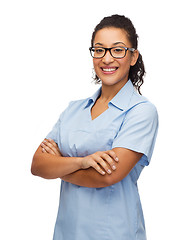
[47, 80, 159, 240]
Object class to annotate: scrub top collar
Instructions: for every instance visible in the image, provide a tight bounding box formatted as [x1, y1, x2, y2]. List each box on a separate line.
[84, 80, 135, 111]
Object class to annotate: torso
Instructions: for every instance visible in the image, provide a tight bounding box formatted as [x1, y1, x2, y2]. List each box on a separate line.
[48, 80, 155, 240]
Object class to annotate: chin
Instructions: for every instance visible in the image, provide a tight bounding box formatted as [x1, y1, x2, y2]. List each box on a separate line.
[100, 78, 117, 86]
[100, 76, 128, 87]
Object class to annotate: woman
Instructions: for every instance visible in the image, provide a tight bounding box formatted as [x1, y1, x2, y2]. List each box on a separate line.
[31, 14, 158, 240]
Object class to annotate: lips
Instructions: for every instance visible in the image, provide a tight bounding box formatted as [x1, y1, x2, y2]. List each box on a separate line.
[101, 67, 118, 74]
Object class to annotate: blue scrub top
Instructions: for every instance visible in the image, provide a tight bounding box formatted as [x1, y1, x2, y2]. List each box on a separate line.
[47, 80, 159, 240]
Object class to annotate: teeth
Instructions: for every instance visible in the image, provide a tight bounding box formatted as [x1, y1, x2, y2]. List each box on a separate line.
[102, 68, 117, 72]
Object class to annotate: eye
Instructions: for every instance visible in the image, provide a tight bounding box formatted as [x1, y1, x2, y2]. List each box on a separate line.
[113, 47, 125, 53]
[95, 48, 104, 54]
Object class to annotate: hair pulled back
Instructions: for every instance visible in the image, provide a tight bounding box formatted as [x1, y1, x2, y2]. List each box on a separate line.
[91, 14, 145, 95]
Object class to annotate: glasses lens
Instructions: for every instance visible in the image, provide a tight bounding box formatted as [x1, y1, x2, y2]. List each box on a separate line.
[91, 47, 105, 58]
[111, 47, 126, 58]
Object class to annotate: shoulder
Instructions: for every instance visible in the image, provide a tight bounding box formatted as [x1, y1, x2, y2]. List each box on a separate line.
[126, 90, 158, 122]
[60, 97, 90, 118]
[68, 97, 91, 110]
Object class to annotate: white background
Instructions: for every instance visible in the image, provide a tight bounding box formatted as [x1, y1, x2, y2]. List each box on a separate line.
[0, 0, 194, 239]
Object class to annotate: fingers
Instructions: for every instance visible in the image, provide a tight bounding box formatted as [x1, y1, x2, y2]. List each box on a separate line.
[82, 150, 119, 175]
[90, 161, 106, 175]
[95, 156, 112, 174]
[96, 151, 118, 174]
[41, 138, 62, 156]
[41, 140, 55, 155]
[102, 153, 117, 170]
[105, 150, 119, 162]
[47, 138, 58, 148]
[42, 148, 46, 153]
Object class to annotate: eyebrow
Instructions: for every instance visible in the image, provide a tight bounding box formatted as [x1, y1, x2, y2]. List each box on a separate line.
[94, 41, 126, 46]
[113, 42, 126, 46]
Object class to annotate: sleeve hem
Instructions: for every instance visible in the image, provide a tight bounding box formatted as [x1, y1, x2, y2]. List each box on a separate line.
[112, 144, 150, 166]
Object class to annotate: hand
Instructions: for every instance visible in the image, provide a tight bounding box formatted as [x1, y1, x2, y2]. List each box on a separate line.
[81, 150, 119, 175]
[41, 139, 119, 175]
[41, 138, 62, 156]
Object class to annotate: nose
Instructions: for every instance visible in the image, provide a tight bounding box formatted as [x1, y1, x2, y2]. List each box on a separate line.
[102, 50, 114, 64]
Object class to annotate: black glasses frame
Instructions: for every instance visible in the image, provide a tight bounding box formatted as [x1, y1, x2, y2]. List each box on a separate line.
[89, 46, 135, 59]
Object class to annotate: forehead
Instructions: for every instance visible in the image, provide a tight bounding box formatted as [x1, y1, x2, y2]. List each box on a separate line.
[93, 27, 130, 46]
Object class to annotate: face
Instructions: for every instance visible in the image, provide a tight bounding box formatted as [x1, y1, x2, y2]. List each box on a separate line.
[93, 27, 138, 87]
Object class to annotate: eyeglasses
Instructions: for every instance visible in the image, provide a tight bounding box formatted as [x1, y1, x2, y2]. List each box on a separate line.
[89, 46, 135, 59]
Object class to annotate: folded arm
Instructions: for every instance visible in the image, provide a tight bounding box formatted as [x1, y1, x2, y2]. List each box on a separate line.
[33, 139, 142, 187]
[31, 139, 119, 182]
[31, 143, 82, 179]
[62, 147, 142, 188]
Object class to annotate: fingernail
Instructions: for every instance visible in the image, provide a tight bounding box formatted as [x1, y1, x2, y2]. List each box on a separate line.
[112, 165, 116, 170]
[102, 171, 106, 175]
[115, 157, 119, 161]
[107, 169, 112, 174]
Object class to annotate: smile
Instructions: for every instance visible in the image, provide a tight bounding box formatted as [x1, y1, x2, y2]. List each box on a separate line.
[101, 67, 118, 73]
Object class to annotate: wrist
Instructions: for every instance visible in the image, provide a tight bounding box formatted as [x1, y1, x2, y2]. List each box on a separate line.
[76, 157, 83, 169]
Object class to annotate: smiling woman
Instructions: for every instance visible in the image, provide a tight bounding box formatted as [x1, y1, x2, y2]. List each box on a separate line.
[31, 14, 159, 240]
[91, 27, 139, 89]
[91, 15, 145, 95]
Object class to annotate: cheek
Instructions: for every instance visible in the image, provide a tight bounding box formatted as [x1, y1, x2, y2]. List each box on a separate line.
[120, 58, 131, 72]
[93, 59, 101, 74]
[93, 59, 99, 67]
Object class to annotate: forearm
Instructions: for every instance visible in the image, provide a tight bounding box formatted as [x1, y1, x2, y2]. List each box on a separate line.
[31, 146, 82, 179]
[61, 148, 143, 188]
[37, 139, 118, 185]
[61, 167, 111, 188]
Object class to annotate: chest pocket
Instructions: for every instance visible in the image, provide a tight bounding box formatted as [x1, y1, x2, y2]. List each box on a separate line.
[68, 128, 116, 157]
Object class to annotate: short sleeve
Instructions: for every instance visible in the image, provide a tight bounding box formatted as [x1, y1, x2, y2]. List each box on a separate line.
[46, 101, 72, 144]
[46, 115, 61, 144]
[112, 102, 159, 166]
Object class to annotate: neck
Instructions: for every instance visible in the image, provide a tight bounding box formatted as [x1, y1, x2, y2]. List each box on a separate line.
[99, 79, 128, 104]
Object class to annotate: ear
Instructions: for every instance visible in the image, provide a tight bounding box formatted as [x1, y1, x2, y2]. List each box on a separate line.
[130, 50, 139, 66]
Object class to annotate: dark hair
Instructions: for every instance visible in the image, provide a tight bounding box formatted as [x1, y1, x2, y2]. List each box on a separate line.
[91, 14, 145, 95]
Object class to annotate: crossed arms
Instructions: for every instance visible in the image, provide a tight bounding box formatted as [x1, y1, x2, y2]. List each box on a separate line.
[31, 138, 142, 188]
